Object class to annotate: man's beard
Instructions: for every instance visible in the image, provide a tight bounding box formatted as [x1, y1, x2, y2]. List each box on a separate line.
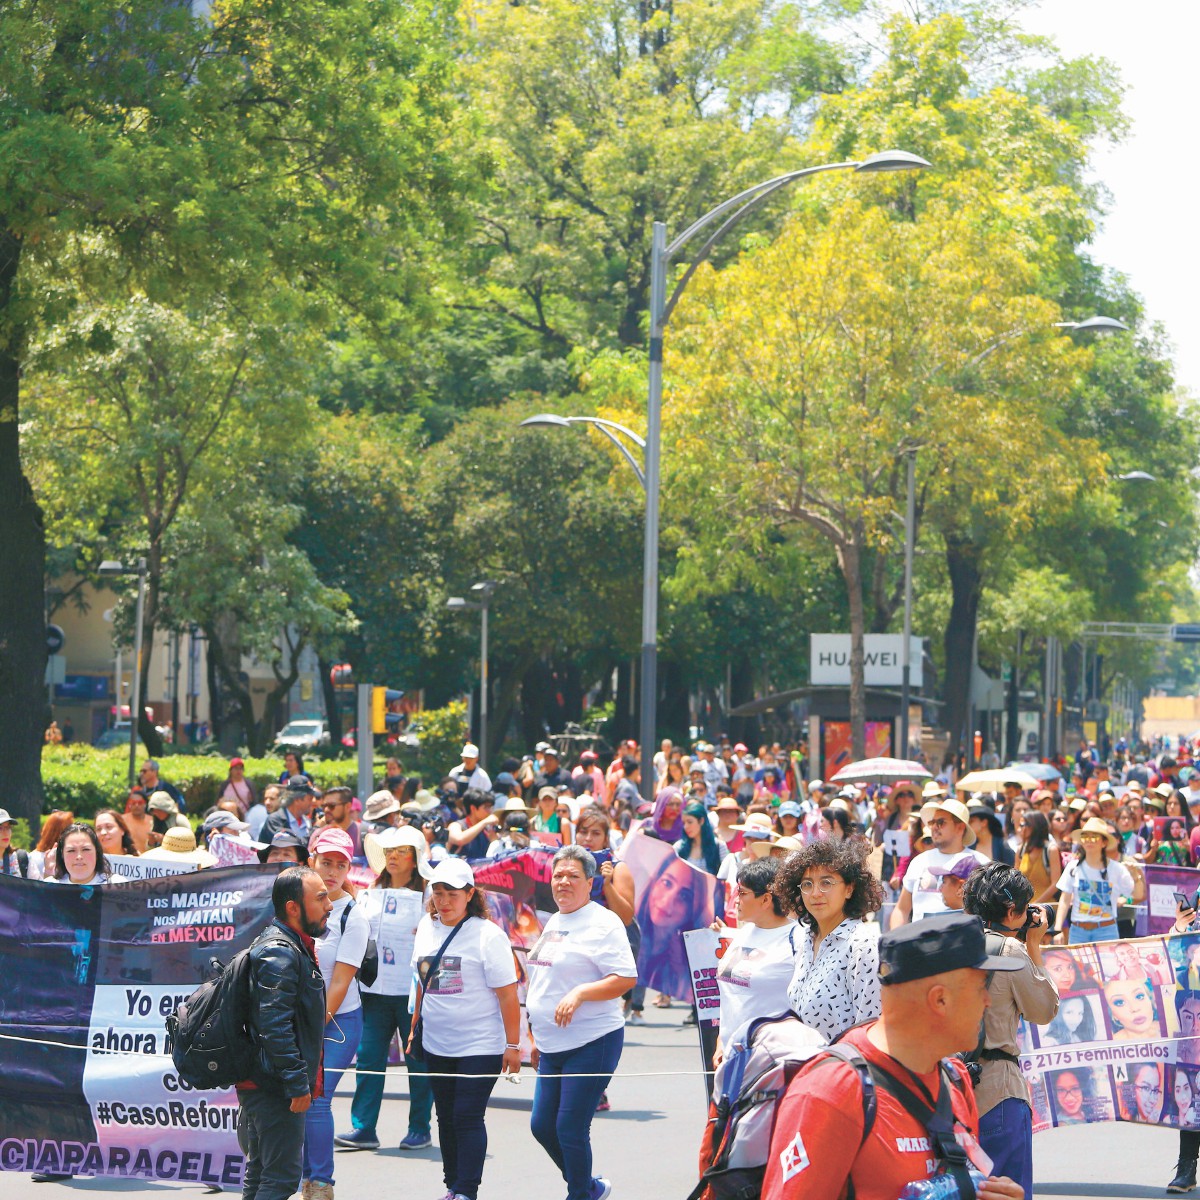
[301, 912, 329, 938]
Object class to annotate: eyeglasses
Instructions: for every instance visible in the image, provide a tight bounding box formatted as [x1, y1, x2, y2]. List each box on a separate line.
[1080, 833, 1104, 842]
[799, 877, 840, 894]
[1055, 1084, 1082, 1099]
[1135, 1083, 1162, 1099]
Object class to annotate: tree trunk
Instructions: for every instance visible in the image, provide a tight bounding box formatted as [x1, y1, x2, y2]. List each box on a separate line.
[317, 655, 343, 746]
[1005, 631, 1022, 761]
[834, 536, 868, 760]
[0, 229, 47, 828]
[492, 649, 536, 766]
[943, 534, 984, 759]
[136, 555, 164, 758]
[613, 659, 636, 744]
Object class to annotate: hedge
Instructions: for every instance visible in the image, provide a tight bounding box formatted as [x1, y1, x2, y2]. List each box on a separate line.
[36, 700, 470, 823]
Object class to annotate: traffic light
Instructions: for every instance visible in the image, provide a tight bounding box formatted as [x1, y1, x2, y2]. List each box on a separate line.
[371, 686, 387, 735]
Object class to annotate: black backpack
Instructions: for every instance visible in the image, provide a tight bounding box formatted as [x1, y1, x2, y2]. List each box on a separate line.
[341, 899, 379, 988]
[166, 929, 291, 1090]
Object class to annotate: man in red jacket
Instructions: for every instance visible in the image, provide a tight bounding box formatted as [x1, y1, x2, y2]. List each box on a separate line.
[764, 912, 1027, 1200]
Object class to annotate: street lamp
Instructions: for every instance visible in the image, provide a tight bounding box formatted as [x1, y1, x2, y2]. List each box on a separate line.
[526, 149, 931, 800]
[99, 557, 148, 787]
[447, 581, 498, 768]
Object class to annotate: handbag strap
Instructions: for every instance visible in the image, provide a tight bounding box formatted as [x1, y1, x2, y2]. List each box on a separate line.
[411, 918, 468, 1026]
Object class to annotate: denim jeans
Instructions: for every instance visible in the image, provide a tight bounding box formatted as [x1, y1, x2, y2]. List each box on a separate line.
[425, 1051, 502, 1200]
[531, 1028, 624, 1200]
[302, 1005, 364, 1186]
[349, 992, 433, 1139]
[237, 1088, 306, 1200]
[624, 922, 645, 1012]
[1068, 921, 1119, 945]
[979, 1097, 1032, 1200]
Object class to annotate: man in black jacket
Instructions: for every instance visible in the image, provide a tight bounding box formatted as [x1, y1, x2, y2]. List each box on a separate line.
[237, 866, 331, 1200]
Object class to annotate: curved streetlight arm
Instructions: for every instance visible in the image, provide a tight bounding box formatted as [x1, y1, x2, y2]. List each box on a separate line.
[567, 415, 646, 448]
[570, 419, 646, 490]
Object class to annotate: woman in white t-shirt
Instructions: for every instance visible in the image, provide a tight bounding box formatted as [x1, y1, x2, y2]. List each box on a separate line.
[526, 845, 638, 1200]
[408, 857, 520, 1200]
[712, 856, 798, 1064]
[337, 825, 433, 1153]
[50, 823, 110, 886]
[1057, 818, 1134, 945]
[304, 826, 369, 1197]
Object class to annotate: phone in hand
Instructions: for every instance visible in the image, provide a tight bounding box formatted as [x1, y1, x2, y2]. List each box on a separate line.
[1175, 891, 1197, 912]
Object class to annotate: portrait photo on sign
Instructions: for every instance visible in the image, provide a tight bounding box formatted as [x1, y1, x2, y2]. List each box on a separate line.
[1033, 990, 1108, 1048]
[1166, 1064, 1200, 1127]
[1098, 938, 1175, 987]
[1042, 947, 1102, 995]
[1050, 1065, 1116, 1127]
[1103, 977, 1165, 1042]
[1171, 989, 1200, 1066]
[1169, 933, 1200, 990]
[1116, 1060, 1169, 1124]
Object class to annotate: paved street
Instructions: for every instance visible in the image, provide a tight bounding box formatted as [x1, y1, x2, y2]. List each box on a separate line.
[2, 1007, 1188, 1199]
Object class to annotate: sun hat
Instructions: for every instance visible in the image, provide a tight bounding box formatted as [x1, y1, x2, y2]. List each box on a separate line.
[142, 825, 218, 868]
[364, 790, 402, 823]
[1154, 782, 1175, 801]
[257, 830, 308, 864]
[427, 858, 475, 889]
[770, 835, 803, 855]
[922, 781, 948, 800]
[730, 813, 778, 838]
[1069, 817, 1119, 852]
[364, 825, 429, 877]
[919, 798, 976, 845]
[714, 796, 741, 814]
[310, 826, 354, 862]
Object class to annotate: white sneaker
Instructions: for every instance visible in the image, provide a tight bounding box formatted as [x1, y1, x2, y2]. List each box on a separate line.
[626, 1010, 645, 1025]
[592, 1178, 613, 1200]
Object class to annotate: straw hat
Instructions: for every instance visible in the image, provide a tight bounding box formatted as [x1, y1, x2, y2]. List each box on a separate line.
[364, 824, 431, 879]
[363, 791, 402, 823]
[922, 781, 947, 800]
[919, 798, 976, 846]
[730, 813, 778, 838]
[1069, 817, 1119, 852]
[142, 825, 217, 868]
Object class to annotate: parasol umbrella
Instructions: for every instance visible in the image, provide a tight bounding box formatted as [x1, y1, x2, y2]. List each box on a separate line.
[830, 757, 932, 786]
[955, 768, 1041, 793]
[1006, 761, 1061, 783]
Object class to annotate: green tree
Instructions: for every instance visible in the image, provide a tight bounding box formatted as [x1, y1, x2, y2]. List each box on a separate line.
[0, 0, 470, 821]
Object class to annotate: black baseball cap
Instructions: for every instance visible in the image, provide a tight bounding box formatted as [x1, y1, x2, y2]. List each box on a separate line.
[258, 830, 309, 864]
[878, 911, 1022, 986]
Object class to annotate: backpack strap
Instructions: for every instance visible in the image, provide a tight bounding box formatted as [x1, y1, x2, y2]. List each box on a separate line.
[340, 899, 353, 936]
[16, 849, 28, 878]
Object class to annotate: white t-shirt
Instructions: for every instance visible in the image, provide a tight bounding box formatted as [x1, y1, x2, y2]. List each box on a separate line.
[411, 915, 517, 1057]
[1060, 858, 1135, 924]
[359, 886, 426, 998]
[902, 847, 989, 920]
[716, 921, 798, 1046]
[316, 894, 371, 1014]
[526, 902, 636, 1053]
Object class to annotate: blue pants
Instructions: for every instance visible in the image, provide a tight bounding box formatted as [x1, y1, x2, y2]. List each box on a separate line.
[625, 922, 645, 1012]
[1068, 921, 1119, 945]
[237, 1088, 306, 1200]
[531, 1028, 624, 1200]
[302, 1006, 363, 1186]
[349, 992, 433, 1139]
[425, 1051, 502, 1200]
[979, 1097, 1032, 1200]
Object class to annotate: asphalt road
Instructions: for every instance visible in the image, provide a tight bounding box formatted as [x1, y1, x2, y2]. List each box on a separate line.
[3, 1006, 1190, 1199]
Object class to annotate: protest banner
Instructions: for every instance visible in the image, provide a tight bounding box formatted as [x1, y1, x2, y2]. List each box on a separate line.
[1021, 932, 1200, 1133]
[684, 928, 723, 1099]
[207, 833, 262, 869]
[106, 855, 197, 883]
[620, 833, 717, 1001]
[0, 866, 277, 1183]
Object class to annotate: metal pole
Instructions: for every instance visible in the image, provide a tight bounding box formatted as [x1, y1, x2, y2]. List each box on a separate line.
[639, 221, 667, 802]
[128, 558, 147, 788]
[356, 684, 372, 803]
[480, 598, 489, 771]
[900, 451, 916, 758]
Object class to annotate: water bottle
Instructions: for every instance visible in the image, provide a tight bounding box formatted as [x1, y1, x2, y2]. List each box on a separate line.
[897, 1166, 986, 1200]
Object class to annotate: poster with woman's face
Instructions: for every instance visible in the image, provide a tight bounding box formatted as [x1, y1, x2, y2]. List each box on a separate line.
[1042, 947, 1102, 996]
[1103, 978, 1165, 1042]
[1099, 937, 1174, 987]
[1032, 991, 1108, 1049]
[1049, 1066, 1116, 1127]
[1167, 1065, 1200, 1127]
[1115, 1061, 1168, 1124]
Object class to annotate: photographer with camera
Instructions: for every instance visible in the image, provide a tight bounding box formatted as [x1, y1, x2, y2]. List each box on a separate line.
[962, 863, 1060, 1200]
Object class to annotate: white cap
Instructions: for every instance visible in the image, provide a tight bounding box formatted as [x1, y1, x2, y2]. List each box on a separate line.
[0, 809, 12, 825]
[461, 743, 480, 759]
[427, 858, 475, 889]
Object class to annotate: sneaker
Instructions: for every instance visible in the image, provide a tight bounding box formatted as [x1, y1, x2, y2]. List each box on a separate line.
[591, 1178, 613, 1200]
[334, 1127, 380, 1150]
[399, 1132, 433, 1150]
[682, 1010, 697, 1026]
[626, 1010, 645, 1026]
[596, 1091, 611, 1112]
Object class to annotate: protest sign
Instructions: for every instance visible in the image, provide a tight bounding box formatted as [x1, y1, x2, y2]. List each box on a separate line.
[0, 867, 277, 1183]
[1143, 864, 1200, 934]
[1021, 932, 1200, 1133]
[684, 928, 723, 1099]
[207, 833, 262, 869]
[106, 855, 197, 883]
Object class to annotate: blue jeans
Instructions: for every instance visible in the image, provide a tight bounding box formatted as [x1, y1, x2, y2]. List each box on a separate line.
[349, 993, 433, 1138]
[531, 1028, 624, 1200]
[302, 1006, 363, 1186]
[1068, 921, 1119, 945]
[624, 922, 645, 1013]
[425, 1051, 502, 1200]
[237, 1088, 306, 1200]
[979, 1097, 1032, 1200]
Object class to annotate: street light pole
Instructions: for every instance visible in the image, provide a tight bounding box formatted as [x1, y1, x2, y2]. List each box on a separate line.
[129, 558, 146, 788]
[900, 450, 916, 757]
[447, 581, 497, 768]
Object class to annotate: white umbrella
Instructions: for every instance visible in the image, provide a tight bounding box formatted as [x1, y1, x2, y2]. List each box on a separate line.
[955, 768, 1040, 792]
[830, 757, 932, 786]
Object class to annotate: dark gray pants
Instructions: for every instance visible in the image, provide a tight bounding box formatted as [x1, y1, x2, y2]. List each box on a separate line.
[237, 1088, 305, 1200]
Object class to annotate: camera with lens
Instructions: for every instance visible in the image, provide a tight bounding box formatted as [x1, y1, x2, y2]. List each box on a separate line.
[1018, 903, 1055, 942]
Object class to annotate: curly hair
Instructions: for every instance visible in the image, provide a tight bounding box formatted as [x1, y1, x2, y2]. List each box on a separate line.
[772, 837, 883, 926]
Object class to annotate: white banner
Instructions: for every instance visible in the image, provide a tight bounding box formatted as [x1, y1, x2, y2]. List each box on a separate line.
[107, 856, 197, 883]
